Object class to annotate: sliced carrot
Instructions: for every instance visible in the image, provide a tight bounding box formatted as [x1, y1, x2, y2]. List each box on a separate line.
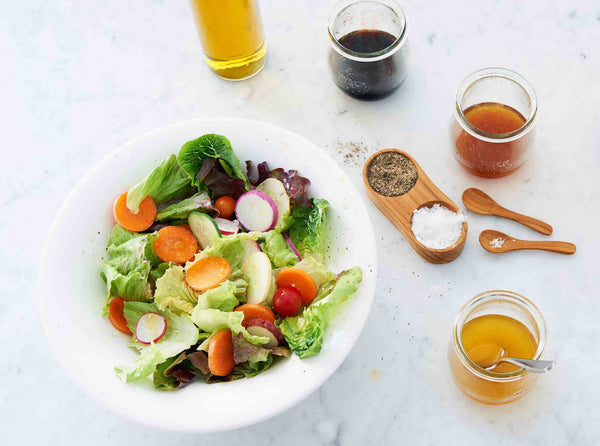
[185, 256, 231, 292]
[215, 196, 236, 219]
[208, 329, 235, 376]
[108, 297, 132, 335]
[113, 192, 156, 232]
[234, 303, 276, 327]
[153, 226, 198, 264]
[276, 267, 318, 306]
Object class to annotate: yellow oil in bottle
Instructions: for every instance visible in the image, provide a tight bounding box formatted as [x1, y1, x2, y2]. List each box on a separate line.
[190, 0, 267, 80]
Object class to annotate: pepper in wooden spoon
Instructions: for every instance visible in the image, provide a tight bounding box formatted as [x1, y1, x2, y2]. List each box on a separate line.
[462, 188, 553, 235]
[480, 230, 576, 255]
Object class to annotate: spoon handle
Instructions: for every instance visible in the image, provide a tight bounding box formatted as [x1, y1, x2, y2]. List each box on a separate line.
[501, 358, 556, 374]
[496, 209, 553, 235]
[517, 241, 577, 255]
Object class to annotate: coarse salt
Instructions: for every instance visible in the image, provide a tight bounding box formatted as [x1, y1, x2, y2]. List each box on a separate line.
[411, 204, 466, 249]
[490, 237, 505, 248]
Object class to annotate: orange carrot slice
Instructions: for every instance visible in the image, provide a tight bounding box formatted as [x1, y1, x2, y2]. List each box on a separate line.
[208, 329, 235, 376]
[113, 192, 156, 232]
[185, 256, 231, 292]
[153, 226, 198, 264]
[276, 267, 318, 306]
[234, 303, 276, 327]
[108, 297, 132, 335]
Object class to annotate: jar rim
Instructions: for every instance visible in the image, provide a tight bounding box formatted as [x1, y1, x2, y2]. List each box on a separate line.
[454, 67, 538, 143]
[452, 290, 548, 382]
[327, 0, 408, 62]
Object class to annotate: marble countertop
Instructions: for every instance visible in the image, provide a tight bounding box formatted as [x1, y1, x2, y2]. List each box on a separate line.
[2, 0, 599, 444]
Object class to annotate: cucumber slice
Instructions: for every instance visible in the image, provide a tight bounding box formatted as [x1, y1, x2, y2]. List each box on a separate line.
[188, 212, 221, 249]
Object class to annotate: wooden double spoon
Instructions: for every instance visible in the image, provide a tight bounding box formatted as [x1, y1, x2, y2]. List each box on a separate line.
[462, 188, 576, 255]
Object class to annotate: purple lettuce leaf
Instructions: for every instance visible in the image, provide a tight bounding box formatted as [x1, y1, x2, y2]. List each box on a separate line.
[196, 158, 247, 199]
[245, 160, 312, 208]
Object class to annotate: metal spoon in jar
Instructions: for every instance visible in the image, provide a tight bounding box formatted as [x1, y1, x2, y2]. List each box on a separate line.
[468, 344, 555, 374]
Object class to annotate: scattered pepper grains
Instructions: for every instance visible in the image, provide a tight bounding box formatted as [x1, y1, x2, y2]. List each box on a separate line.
[366, 152, 418, 196]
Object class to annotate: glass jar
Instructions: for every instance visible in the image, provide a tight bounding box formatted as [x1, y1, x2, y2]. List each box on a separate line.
[449, 290, 548, 405]
[451, 68, 537, 177]
[190, 0, 267, 81]
[327, 0, 410, 100]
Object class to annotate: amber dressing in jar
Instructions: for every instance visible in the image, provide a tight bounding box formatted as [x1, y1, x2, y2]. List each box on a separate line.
[449, 291, 547, 405]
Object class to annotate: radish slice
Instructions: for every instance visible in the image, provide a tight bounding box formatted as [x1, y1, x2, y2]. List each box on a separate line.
[256, 178, 290, 228]
[135, 313, 167, 344]
[235, 191, 278, 232]
[283, 233, 302, 261]
[246, 319, 285, 347]
[214, 218, 239, 235]
[241, 239, 262, 262]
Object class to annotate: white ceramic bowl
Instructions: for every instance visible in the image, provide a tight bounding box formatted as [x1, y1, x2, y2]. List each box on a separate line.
[38, 118, 377, 432]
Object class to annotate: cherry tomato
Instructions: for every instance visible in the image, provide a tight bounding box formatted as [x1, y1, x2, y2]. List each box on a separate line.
[215, 196, 236, 219]
[272, 286, 303, 317]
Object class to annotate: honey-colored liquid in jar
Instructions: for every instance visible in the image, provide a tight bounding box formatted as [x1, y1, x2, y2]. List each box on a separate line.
[455, 102, 528, 177]
[190, 0, 267, 80]
[462, 314, 537, 373]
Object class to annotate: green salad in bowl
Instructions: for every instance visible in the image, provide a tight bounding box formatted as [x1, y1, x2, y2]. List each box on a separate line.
[101, 133, 362, 389]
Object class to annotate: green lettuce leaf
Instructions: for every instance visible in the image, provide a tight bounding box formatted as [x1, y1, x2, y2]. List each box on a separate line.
[155, 192, 216, 221]
[154, 265, 198, 314]
[293, 256, 335, 287]
[288, 198, 329, 262]
[100, 233, 156, 303]
[278, 267, 362, 359]
[178, 134, 249, 189]
[190, 308, 268, 346]
[235, 356, 273, 378]
[126, 155, 195, 213]
[196, 281, 239, 312]
[261, 231, 298, 268]
[116, 302, 199, 382]
[153, 355, 181, 390]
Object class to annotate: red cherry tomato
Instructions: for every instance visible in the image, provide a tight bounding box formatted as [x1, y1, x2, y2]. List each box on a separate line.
[215, 196, 236, 219]
[272, 286, 303, 317]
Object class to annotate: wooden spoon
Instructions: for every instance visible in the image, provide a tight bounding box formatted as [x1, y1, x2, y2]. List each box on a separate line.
[462, 188, 553, 235]
[479, 230, 576, 255]
[363, 149, 467, 264]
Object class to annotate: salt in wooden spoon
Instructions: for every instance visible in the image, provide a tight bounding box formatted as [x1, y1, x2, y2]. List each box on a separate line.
[462, 188, 553, 235]
[479, 230, 576, 255]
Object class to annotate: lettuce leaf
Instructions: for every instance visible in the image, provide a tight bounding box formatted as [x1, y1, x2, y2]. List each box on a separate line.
[126, 155, 195, 213]
[195, 281, 239, 312]
[190, 308, 268, 346]
[178, 134, 249, 189]
[261, 231, 298, 268]
[100, 232, 157, 303]
[196, 158, 247, 199]
[116, 302, 199, 382]
[288, 198, 329, 262]
[155, 192, 217, 221]
[154, 265, 198, 314]
[278, 267, 362, 358]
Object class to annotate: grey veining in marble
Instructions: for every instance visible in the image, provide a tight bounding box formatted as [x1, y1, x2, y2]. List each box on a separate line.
[2, 0, 599, 444]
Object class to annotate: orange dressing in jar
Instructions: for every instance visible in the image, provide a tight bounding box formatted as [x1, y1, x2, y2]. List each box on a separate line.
[455, 103, 528, 177]
[449, 291, 547, 405]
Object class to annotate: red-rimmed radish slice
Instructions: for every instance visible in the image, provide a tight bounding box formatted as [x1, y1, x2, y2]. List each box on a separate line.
[241, 239, 262, 262]
[214, 218, 239, 235]
[135, 313, 167, 344]
[283, 233, 302, 261]
[235, 190, 278, 232]
[246, 319, 286, 347]
[256, 178, 289, 228]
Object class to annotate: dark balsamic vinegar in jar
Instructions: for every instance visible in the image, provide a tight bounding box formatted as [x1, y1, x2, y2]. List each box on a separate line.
[329, 29, 409, 100]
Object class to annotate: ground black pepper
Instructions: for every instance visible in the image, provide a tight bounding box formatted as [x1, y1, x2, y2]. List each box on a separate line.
[366, 152, 418, 196]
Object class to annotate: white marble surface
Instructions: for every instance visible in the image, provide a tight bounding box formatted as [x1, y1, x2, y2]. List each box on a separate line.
[2, 0, 599, 444]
